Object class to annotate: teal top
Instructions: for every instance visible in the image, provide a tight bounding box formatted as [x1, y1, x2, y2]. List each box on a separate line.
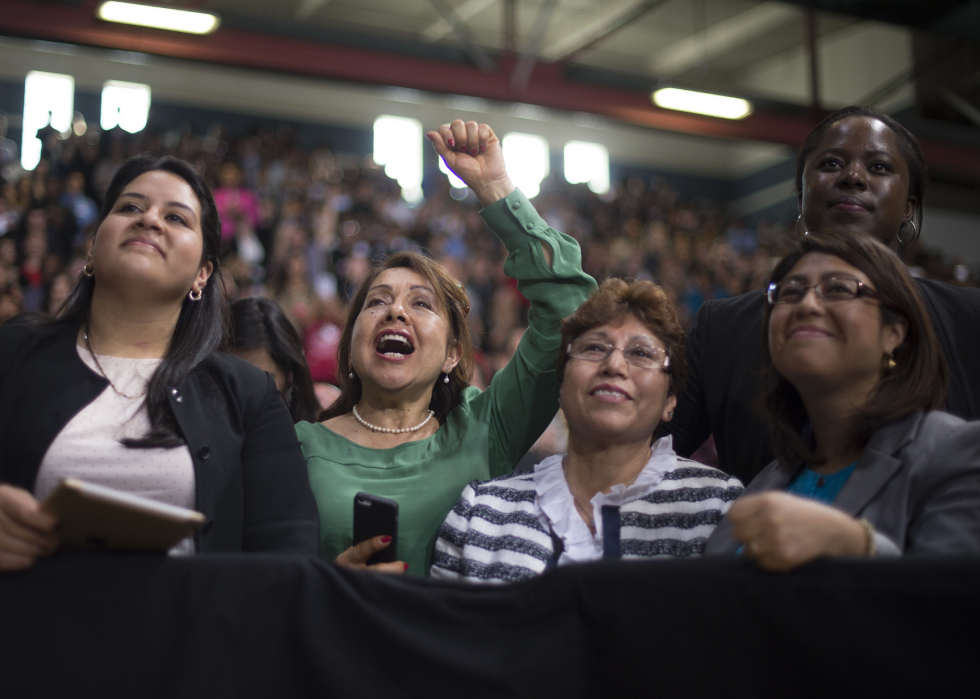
[787, 463, 857, 504]
[737, 462, 857, 555]
[296, 189, 597, 575]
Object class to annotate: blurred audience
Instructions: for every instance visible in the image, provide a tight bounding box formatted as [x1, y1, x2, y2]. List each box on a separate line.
[0, 115, 972, 428]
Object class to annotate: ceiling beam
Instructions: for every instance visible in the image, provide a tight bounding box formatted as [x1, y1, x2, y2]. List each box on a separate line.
[0, 0, 977, 177]
[650, 2, 799, 77]
[295, 0, 331, 20]
[511, 0, 559, 92]
[544, 0, 668, 63]
[421, 0, 496, 43]
[504, 0, 516, 54]
[426, 0, 495, 71]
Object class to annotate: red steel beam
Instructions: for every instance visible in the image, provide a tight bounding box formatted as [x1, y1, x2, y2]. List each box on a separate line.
[1, 0, 978, 177]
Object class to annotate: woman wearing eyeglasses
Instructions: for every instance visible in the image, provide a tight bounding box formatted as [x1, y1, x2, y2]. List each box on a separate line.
[432, 279, 743, 583]
[705, 232, 980, 569]
[666, 106, 980, 487]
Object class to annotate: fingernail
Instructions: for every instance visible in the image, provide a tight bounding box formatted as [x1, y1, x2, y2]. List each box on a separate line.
[479, 145, 485, 153]
[470, 147, 478, 156]
[403, 563, 409, 571]
[425, 133, 434, 142]
[447, 138, 455, 147]
[381, 535, 392, 543]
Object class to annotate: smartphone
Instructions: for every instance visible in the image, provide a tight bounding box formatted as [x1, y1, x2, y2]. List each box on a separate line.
[352, 492, 399, 565]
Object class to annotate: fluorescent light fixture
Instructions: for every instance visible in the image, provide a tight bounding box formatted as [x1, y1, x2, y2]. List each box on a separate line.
[439, 157, 467, 189]
[652, 88, 752, 120]
[96, 2, 220, 35]
[101, 81, 151, 134]
[373, 115, 424, 203]
[502, 133, 549, 199]
[22, 71, 74, 170]
[564, 141, 610, 195]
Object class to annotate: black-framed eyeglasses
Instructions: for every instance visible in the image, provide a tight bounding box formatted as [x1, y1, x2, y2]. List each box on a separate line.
[767, 277, 891, 307]
[567, 337, 670, 371]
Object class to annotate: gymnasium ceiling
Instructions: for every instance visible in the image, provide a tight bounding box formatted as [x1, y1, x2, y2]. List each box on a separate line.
[4, 1, 980, 176]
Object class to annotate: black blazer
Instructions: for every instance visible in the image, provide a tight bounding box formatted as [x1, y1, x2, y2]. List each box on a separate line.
[665, 279, 980, 485]
[0, 323, 320, 555]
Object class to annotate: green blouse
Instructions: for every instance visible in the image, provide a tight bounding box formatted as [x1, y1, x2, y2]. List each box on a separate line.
[296, 189, 597, 575]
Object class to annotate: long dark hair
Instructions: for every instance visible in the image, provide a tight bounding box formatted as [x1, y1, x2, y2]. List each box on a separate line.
[53, 156, 227, 448]
[228, 297, 320, 424]
[320, 251, 473, 424]
[761, 232, 946, 467]
[795, 105, 927, 243]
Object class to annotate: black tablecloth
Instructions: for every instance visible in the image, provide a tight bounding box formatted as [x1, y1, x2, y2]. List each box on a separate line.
[2, 553, 978, 698]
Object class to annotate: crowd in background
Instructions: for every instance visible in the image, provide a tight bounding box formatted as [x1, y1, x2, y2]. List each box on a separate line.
[1, 115, 975, 394]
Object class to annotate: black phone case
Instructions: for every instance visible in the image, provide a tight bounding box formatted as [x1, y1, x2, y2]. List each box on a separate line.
[352, 492, 399, 565]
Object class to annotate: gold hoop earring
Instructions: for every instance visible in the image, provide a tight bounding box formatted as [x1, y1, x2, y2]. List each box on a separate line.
[188, 288, 203, 301]
[83, 263, 94, 277]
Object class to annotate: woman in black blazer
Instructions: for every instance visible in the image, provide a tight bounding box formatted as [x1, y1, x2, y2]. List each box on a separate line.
[0, 156, 319, 571]
[666, 106, 980, 485]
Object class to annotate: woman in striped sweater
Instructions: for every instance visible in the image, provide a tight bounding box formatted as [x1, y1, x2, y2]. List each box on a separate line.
[431, 279, 744, 583]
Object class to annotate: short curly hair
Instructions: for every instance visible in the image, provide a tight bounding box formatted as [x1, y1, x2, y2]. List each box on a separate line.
[556, 278, 687, 396]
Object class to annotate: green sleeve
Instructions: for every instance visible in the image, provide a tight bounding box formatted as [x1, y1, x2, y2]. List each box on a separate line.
[468, 188, 597, 477]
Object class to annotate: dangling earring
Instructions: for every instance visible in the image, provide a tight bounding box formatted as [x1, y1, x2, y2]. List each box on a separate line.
[443, 373, 450, 384]
[349, 370, 354, 379]
[83, 262, 94, 277]
[897, 218, 918, 246]
[796, 215, 807, 237]
[188, 288, 203, 301]
[885, 354, 897, 371]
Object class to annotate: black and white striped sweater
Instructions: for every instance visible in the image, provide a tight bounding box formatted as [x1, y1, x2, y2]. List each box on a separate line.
[431, 456, 743, 584]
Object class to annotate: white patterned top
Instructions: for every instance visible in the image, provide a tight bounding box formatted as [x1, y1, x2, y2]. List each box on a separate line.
[34, 344, 196, 553]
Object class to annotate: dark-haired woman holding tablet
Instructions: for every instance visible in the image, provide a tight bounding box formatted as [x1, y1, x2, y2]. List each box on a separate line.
[706, 232, 980, 567]
[0, 157, 319, 570]
[667, 106, 980, 485]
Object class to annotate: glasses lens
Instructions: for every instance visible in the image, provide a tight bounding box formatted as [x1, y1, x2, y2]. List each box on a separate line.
[820, 278, 860, 301]
[622, 346, 663, 369]
[775, 282, 805, 304]
[570, 338, 610, 361]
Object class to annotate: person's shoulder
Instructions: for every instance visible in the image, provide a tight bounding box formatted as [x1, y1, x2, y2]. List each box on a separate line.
[194, 352, 277, 414]
[664, 457, 744, 487]
[915, 278, 980, 310]
[911, 410, 978, 443]
[875, 410, 978, 463]
[470, 470, 536, 500]
[693, 289, 766, 338]
[294, 418, 321, 438]
[0, 321, 71, 355]
[703, 288, 766, 314]
[205, 351, 274, 390]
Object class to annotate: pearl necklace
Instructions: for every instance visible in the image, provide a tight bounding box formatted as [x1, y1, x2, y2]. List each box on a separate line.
[353, 405, 435, 434]
[83, 326, 148, 400]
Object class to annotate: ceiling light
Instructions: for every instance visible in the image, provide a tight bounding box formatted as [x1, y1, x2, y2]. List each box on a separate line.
[96, 2, 220, 35]
[652, 88, 752, 120]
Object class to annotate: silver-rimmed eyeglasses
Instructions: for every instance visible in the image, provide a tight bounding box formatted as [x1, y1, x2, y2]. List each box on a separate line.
[767, 277, 891, 307]
[566, 337, 670, 371]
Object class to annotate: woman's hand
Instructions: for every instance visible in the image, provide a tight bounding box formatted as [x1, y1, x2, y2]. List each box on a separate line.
[426, 120, 514, 207]
[0, 484, 59, 572]
[728, 492, 868, 572]
[334, 535, 408, 575]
